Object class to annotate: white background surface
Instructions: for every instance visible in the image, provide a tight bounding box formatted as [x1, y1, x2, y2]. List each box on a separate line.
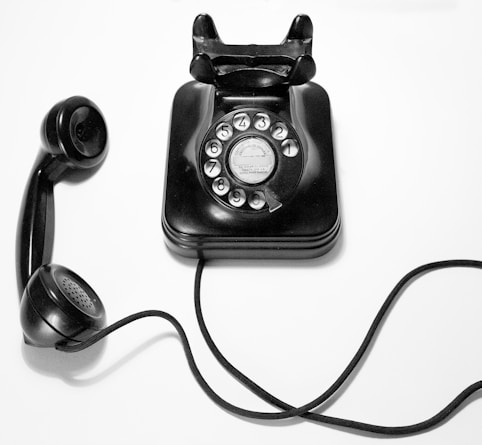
[1, 0, 482, 443]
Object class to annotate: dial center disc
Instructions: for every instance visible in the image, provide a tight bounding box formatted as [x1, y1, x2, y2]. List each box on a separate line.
[228, 137, 275, 184]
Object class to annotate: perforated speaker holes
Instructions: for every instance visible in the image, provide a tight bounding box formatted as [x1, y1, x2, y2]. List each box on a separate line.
[59, 276, 96, 315]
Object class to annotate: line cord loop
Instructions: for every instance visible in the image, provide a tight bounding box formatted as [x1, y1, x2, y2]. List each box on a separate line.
[56, 259, 482, 435]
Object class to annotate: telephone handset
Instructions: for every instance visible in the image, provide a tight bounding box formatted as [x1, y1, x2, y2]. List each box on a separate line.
[162, 14, 340, 259]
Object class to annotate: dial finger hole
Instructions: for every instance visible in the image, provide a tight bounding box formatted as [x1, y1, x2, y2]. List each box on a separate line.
[253, 113, 270, 131]
[212, 177, 230, 196]
[216, 122, 233, 141]
[205, 139, 223, 158]
[204, 159, 222, 178]
[248, 191, 266, 210]
[281, 139, 299, 157]
[271, 122, 288, 140]
[233, 113, 251, 131]
[228, 188, 247, 207]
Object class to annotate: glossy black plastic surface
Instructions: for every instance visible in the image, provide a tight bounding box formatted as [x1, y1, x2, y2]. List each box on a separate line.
[163, 81, 340, 258]
[190, 14, 315, 89]
[162, 15, 340, 259]
[16, 97, 108, 296]
[16, 96, 108, 347]
[20, 264, 106, 347]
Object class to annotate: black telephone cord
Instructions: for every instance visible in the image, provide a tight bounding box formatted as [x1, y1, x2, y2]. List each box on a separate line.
[56, 259, 482, 435]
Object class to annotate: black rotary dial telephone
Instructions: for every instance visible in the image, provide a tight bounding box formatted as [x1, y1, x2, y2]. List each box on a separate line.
[162, 14, 340, 259]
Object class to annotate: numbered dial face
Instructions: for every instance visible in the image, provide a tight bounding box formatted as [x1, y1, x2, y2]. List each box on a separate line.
[199, 109, 303, 213]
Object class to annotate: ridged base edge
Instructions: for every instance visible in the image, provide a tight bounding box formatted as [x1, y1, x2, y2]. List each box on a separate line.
[162, 216, 341, 260]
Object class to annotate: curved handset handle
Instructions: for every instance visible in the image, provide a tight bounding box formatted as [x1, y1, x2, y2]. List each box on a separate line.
[16, 151, 65, 297]
[16, 96, 108, 298]
[190, 14, 316, 89]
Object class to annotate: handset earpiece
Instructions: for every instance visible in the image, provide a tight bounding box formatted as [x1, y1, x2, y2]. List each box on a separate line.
[17, 96, 108, 347]
[41, 95, 108, 171]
